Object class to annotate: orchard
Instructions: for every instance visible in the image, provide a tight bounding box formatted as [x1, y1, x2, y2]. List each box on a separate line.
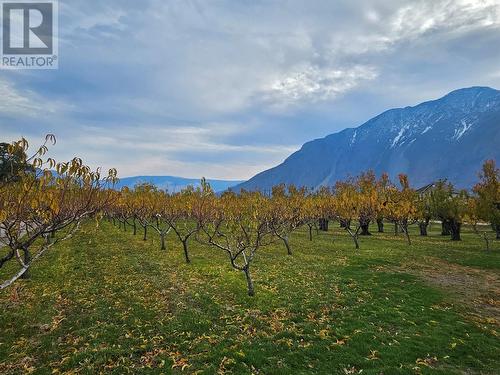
[1, 136, 498, 296]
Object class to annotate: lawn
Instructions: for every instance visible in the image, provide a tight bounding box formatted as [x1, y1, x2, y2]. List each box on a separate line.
[0, 221, 499, 374]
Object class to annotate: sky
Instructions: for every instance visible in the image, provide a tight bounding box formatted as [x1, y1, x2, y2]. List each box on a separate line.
[1, 0, 500, 180]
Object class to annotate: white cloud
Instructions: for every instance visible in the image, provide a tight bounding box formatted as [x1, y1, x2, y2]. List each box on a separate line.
[329, 0, 500, 57]
[262, 64, 378, 108]
[0, 78, 68, 117]
[111, 156, 278, 181]
[24, 122, 298, 179]
[390, 0, 500, 39]
[60, 3, 126, 34]
[78, 125, 298, 155]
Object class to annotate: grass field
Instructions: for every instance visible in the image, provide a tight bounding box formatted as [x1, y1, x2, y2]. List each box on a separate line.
[1, 221, 499, 374]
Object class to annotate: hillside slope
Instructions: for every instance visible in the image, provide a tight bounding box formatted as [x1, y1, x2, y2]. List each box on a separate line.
[234, 86, 500, 190]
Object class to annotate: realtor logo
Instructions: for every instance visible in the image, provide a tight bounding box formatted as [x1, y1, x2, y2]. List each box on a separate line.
[1, 0, 58, 69]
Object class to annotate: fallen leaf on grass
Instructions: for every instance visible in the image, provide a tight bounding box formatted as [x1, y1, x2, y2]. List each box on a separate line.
[365, 350, 379, 360]
[415, 355, 438, 367]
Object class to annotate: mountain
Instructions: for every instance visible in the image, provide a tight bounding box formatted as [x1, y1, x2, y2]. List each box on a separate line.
[233, 86, 500, 191]
[115, 176, 243, 193]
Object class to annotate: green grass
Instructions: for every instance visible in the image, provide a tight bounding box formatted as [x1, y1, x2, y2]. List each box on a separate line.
[1, 221, 499, 374]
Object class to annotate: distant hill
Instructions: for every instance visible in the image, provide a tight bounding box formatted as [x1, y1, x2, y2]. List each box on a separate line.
[233, 86, 500, 191]
[115, 176, 243, 193]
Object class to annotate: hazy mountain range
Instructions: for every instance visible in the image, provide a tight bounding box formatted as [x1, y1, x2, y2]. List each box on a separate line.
[115, 176, 243, 193]
[233, 86, 500, 191]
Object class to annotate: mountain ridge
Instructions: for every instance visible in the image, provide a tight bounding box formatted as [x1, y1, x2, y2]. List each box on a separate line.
[233, 86, 500, 191]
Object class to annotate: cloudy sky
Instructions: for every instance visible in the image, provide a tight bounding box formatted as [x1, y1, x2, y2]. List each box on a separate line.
[1, 0, 500, 180]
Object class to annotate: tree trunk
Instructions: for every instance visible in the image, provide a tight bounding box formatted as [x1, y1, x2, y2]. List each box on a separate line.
[133, 219, 137, 235]
[376, 219, 384, 233]
[352, 234, 359, 249]
[441, 220, 451, 236]
[20, 248, 30, 280]
[182, 240, 191, 263]
[308, 224, 313, 241]
[360, 220, 372, 236]
[483, 234, 491, 252]
[419, 221, 428, 236]
[345, 228, 359, 250]
[340, 219, 351, 229]
[319, 219, 329, 232]
[282, 235, 292, 255]
[401, 221, 411, 245]
[160, 233, 166, 250]
[394, 221, 399, 235]
[494, 224, 500, 240]
[449, 220, 462, 241]
[243, 267, 255, 296]
[143, 225, 147, 241]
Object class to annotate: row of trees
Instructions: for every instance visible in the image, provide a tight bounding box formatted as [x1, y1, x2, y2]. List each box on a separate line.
[1, 136, 498, 296]
[104, 162, 499, 296]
